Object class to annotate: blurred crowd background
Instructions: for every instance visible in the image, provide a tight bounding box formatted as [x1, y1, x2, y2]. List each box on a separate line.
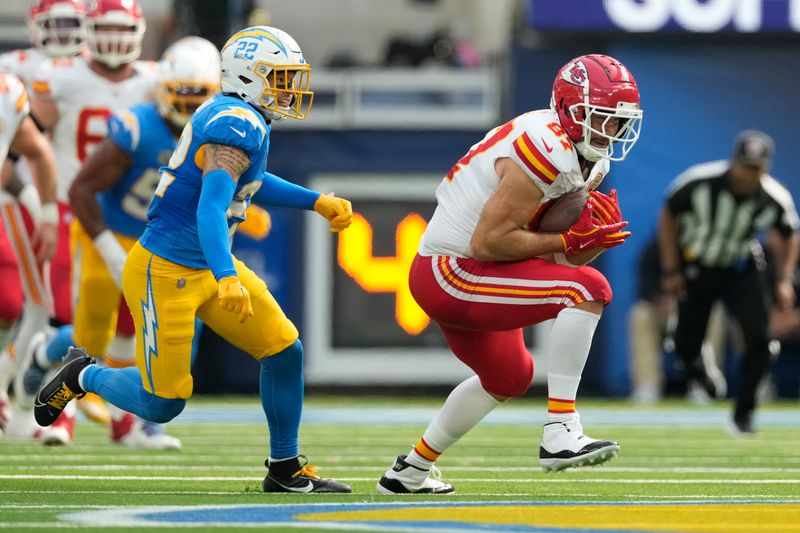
[2, 0, 798, 402]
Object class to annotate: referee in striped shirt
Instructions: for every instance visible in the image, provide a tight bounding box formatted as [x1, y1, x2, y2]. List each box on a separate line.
[658, 130, 800, 434]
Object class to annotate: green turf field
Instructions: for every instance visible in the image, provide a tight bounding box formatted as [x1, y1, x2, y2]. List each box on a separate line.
[1, 397, 799, 532]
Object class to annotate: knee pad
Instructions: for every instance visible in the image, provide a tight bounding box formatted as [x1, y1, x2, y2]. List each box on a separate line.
[138, 393, 186, 424]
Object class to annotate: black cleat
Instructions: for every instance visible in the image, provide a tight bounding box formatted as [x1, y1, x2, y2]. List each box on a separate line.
[727, 411, 757, 436]
[33, 347, 95, 427]
[377, 455, 454, 494]
[262, 456, 352, 493]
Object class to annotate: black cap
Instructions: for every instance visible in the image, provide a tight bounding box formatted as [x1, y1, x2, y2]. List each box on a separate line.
[732, 130, 774, 170]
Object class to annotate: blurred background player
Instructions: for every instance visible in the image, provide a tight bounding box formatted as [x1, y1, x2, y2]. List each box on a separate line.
[0, 72, 58, 437]
[627, 236, 728, 404]
[378, 54, 642, 494]
[19, 36, 224, 449]
[34, 25, 354, 493]
[659, 130, 800, 435]
[18, 0, 153, 445]
[0, 0, 82, 438]
[0, 0, 86, 87]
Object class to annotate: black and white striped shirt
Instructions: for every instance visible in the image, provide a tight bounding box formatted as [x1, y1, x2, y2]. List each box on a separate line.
[666, 160, 799, 268]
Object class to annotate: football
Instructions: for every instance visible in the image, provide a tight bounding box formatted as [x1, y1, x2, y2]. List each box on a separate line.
[534, 190, 589, 233]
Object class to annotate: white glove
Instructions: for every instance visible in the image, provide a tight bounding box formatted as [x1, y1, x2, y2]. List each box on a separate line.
[17, 183, 43, 227]
[93, 229, 127, 289]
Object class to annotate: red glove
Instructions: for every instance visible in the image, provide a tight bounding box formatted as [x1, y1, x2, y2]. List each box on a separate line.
[560, 201, 630, 253]
[589, 188, 623, 225]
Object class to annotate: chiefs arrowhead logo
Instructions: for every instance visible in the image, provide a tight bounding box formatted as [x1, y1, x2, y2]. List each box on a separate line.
[561, 60, 588, 88]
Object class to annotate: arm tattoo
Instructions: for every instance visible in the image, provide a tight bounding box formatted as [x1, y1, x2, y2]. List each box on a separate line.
[205, 144, 251, 178]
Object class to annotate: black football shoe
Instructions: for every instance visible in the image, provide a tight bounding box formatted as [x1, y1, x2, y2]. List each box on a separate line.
[33, 347, 95, 427]
[263, 455, 352, 493]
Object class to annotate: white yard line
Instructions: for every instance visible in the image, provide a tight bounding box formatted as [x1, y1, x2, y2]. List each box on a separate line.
[5, 464, 800, 474]
[2, 474, 800, 483]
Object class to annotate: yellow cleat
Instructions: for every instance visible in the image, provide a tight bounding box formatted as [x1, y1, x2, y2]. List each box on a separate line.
[77, 393, 110, 426]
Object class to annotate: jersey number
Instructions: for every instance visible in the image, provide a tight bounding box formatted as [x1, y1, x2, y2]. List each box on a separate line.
[547, 122, 573, 152]
[122, 169, 161, 221]
[155, 122, 193, 197]
[445, 120, 515, 182]
[77, 108, 112, 162]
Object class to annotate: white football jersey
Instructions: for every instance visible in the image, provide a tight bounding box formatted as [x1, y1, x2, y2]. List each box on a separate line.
[0, 73, 30, 164]
[0, 47, 50, 90]
[419, 108, 610, 258]
[32, 56, 157, 202]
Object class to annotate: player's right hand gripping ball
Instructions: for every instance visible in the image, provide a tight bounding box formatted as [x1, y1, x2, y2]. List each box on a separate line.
[560, 202, 630, 254]
[218, 276, 254, 323]
[314, 194, 353, 232]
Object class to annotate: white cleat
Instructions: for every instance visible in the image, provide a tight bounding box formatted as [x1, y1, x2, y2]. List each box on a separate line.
[377, 455, 454, 494]
[3, 404, 41, 441]
[111, 413, 181, 450]
[39, 402, 77, 446]
[0, 399, 10, 435]
[539, 413, 619, 473]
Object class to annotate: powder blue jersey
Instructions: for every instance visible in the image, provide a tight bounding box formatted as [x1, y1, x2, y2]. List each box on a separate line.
[99, 103, 176, 238]
[139, 94, 269, 269]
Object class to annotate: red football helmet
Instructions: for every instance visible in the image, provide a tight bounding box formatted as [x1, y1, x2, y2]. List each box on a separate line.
[28, 0, 86, 58]
[85, 0, 146, 68]
[551, 54, 643, 162]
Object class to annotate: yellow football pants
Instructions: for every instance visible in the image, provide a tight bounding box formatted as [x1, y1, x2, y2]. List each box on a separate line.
[122, 241, 298, 399]
[70, 221, 137, 359]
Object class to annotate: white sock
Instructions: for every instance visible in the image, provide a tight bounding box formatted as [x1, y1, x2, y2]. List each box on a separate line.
[0, 348, 16, 402]
[0, 327, 14, 350]
[11, 303, 48, 368]
[406, 376, 501, 469]
[546, 308, 600, 423]
[33, 337, 50, 370]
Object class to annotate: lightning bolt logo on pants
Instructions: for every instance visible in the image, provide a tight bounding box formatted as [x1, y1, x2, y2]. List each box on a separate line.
[141, 258, 159, 392]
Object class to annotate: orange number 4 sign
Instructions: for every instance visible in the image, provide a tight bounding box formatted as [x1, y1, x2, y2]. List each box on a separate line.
[337, 212, 430, 335]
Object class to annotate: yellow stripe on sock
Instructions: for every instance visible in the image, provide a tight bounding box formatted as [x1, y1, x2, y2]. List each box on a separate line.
[548, 398, 576, 413]
[414, 438, 441, 462]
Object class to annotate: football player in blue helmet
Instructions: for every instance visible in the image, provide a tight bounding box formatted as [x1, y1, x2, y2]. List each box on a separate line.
[34, 27, 353, 493]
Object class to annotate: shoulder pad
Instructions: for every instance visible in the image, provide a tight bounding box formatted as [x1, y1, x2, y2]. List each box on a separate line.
[201, 101, 267, 153]
[108, 108, 141, 153]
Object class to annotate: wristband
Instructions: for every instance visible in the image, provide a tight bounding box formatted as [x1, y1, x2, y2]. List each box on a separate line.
[18, 184, 43, 224]
[41, 202, 58, 225]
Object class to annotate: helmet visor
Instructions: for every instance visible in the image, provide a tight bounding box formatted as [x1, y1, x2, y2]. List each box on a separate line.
[571, 102, 642, 162]
[252, 62, 313, 120]
[159, 80, 219, 126]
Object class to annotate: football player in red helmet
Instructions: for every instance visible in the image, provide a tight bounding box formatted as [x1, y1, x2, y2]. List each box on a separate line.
[551, 54, 642, 163]
[378, 54, 642, 494]
[85, 0, 146, 69]
[0, 0, 84, 439]
[28, 0, 86, 58]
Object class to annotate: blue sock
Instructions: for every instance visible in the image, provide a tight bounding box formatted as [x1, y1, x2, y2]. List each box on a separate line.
[81, 365, 185, 424]
[46, 325, 74, 365]
[259, 340, 304, 460]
